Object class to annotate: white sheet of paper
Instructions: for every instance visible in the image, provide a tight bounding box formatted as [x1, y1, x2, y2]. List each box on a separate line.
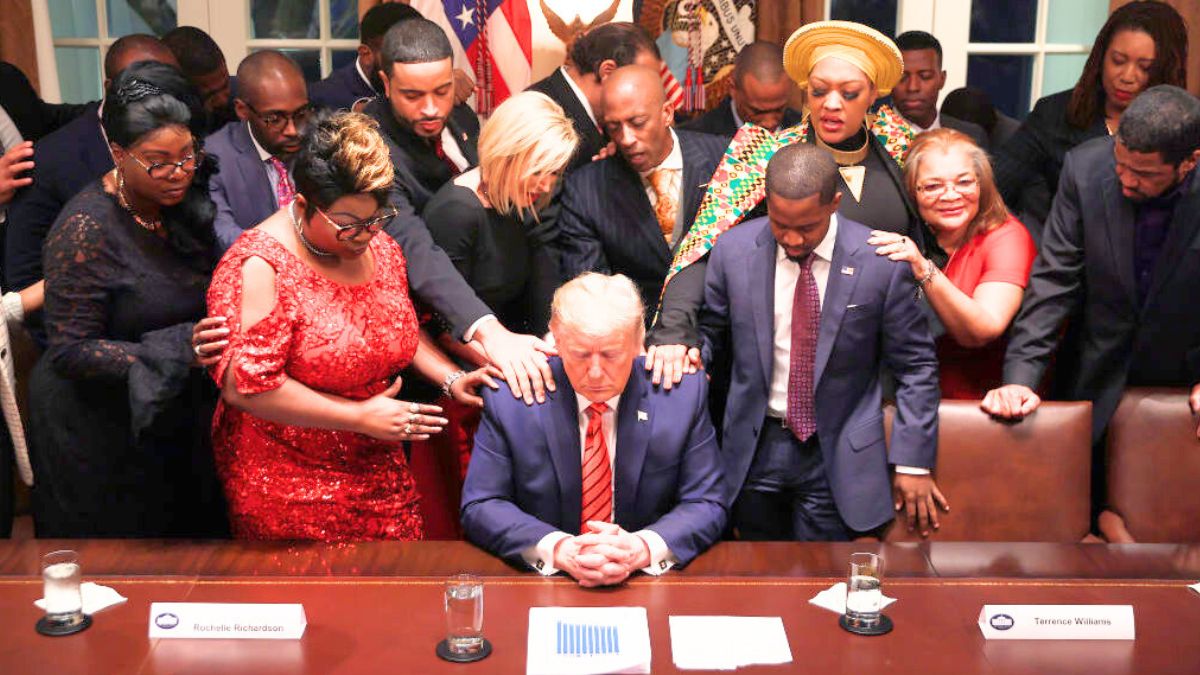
[669, 616, 792, 670]
[34, 582, 127, 615]
[809, 582, 897, 615]
[527, 606, 651, 675]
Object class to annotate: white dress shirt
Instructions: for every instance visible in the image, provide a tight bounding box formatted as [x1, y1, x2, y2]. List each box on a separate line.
[522, 392, 676, 577]
[904, 112, 942, 135]
[766, 214, 926, 474]
[439, 125, 470, 172]
[561, 66, 598, 128]
[637, 129, 684, 244]
[248, 122, 291, 209]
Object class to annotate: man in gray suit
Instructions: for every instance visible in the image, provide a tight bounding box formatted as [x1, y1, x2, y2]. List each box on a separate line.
[206, 50, 310, 251]
[700, 143, 946, 540]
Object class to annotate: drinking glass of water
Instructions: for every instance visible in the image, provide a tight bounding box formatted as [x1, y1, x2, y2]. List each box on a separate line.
[845, 552, 884, 628]
[38, 550, 90, 635]
[444, 574, 484, 657]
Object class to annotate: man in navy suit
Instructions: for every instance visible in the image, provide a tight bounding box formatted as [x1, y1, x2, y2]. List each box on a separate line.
[558, 65, 726, 348]
[207, 50, 310, 251]
[4, 35, 178, 322]
[308, 3, 419, 112]
[163, 26, 237, 135]
[681, 41, 803, 138]
[700, 143, 945, 540]
[462, 273, 726, 586]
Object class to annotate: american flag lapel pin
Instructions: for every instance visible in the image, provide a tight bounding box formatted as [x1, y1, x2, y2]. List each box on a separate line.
[841, 266, 855, 276]
[637, 410, 649, 422]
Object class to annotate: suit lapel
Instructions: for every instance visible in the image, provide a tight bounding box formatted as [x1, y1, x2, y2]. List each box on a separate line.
[751, 225, 777, 390]
[613, 371, 650, 524]
[613, 159, 672, 264]
[447, 107, 479, 166]
[814, 223, 862, 388]
[677, 133, 710, 249]
[1144, 175, 1200, 309]
[554, 69, 604, 150]
[1102, 171, 1137, 307]
[231, 123, 276, 220]
[543, 373, 585, 534]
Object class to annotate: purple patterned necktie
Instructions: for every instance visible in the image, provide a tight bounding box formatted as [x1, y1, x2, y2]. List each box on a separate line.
[786, 254, 819, 441]
[268, 157, 295, 208]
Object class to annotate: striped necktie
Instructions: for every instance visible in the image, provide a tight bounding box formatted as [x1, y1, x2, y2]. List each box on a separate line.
[580, 402, 613, 531]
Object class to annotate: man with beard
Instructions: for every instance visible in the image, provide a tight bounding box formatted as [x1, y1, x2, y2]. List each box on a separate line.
[163, 26, 237, 134]
[982, 86, 1200, 515]
[207, 50, 311, 252]
[308, 3, 420, 112]
[363, 17, 479, 212]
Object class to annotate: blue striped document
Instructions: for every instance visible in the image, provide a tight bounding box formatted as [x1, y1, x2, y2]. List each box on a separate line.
[527, 607, 650, 674]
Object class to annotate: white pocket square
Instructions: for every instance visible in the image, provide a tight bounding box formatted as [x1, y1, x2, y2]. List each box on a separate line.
[846, 304, 862, 309]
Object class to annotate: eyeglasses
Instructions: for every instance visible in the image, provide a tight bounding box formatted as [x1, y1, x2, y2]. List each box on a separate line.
[127, 149, 205, 180]
[244, 102, 313, 130]
[915, 177, 979, 200]
[317, 205, 399, 241]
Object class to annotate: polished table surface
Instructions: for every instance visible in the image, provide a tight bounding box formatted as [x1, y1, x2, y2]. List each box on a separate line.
[1, 540, 1199, 674]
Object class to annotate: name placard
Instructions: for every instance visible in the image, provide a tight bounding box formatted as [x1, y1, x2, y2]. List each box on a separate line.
[978, 605, 1134, 640]
[148, 602, 307, 640]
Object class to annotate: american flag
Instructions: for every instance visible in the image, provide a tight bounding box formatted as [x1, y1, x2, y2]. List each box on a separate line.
[412, 0, 533, 115]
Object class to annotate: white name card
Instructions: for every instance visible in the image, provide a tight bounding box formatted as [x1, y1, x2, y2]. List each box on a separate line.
[148, 602, 307, 640]
[978, 605, 1134, 640]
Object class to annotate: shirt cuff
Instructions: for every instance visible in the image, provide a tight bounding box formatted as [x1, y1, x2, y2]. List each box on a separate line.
[2, 291, 24, 323]
[634, 529, 675, 575]
[522, 531, 571, 576]
[462, 314, 498, 343]
[894, 465, 930, 475]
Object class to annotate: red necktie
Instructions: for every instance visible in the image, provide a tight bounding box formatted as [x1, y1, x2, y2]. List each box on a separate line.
[786, 255, 819, 441]
[433, 137, 461, 176]
[580, 402, 613, 531]
[268, 157, 295, 208]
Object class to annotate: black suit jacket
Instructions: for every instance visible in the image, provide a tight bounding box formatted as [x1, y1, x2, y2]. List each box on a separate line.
[993, 89, 1107, 227]
[5, 102, 111, 292]
[527, 69, 605, 173]
[558, 129, 726, 344]
[0, 62, 89, 144]
[1003, 136, 1200, 441]
[365, 97, 479, 213]
[308, 61, 376, 112]
[940, 113, 990, 149]
[680, 96, 803, 138]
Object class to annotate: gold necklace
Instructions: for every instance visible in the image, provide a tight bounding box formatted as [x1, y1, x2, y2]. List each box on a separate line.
[813, 127, 870, 166]
[115, 170, 163, 232]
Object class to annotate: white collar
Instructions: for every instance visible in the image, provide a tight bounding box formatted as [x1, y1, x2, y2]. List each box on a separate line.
[355, 57, 375, 93]
[560, 66, 597, 126]
[905, 111, 941, 134]
[639, 129, 682, 177]
[575, 392, 621, 416]
[775, 212, 839, 263]
[247, 121, 274, 162]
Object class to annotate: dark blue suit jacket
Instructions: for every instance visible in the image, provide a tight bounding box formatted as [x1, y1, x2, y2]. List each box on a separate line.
[5, 103, 111, 292]
[206, 122, 276, 252]
[700, 216, 940, 532]
[308, 61, 375, 112]
[461, 356, 727, 568]
[557, 130, 726, 341]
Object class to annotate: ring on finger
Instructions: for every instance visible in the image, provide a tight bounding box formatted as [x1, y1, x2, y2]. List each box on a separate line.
[193, 344, 203, 356]
[409, 402, 419, 414]
[403, 423, 413, 434]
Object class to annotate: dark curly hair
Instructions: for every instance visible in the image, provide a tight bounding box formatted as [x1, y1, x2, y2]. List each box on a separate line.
[1066, 1, 1188, 130]
[292, 109, 394, 216]
[103, 61, 217, 272]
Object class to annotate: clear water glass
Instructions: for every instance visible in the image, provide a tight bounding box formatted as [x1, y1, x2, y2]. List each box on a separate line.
[445, 574, 484, 655]
[845, 552, 884, 627]
[42, 550, 84, 627]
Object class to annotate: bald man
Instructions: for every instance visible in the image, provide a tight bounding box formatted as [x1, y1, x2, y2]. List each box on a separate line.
[683, 41, 802, 137]
[558, 65, 727, 350]
[206, 50, 311, 251]
[5, 34, 180, 313]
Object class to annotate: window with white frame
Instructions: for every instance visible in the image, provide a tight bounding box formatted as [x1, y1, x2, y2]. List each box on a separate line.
[242, 0, 360, 83]
[47, 0, 179, 103]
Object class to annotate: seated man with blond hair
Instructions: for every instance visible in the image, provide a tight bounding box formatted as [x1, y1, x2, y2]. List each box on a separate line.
[461, 273, 727, 586]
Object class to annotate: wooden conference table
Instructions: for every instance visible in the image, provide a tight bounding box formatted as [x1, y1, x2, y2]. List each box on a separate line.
[1, 540, 1199, 674]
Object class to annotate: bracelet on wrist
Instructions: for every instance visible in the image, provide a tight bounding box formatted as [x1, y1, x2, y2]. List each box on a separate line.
[442, 369, 467, 396]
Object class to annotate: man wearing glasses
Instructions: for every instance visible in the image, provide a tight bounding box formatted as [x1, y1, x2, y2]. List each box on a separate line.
[207, 50, 312, 252]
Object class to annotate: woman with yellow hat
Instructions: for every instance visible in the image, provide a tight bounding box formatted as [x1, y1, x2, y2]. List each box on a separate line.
[645, 20, 936, 387]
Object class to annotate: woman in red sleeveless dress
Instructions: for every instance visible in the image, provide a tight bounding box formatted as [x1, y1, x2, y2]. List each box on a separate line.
[207, 111, 496, 541]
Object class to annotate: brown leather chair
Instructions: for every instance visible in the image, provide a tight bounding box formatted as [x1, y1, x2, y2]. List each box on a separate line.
[882, 400, 1092, 542]
[1102, 388, 1200, 543]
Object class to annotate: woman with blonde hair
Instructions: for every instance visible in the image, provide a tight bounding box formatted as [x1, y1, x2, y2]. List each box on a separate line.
[207, 110, 497, 541]
[869, 128, 1036, 399]
[424, 90, 579, 340]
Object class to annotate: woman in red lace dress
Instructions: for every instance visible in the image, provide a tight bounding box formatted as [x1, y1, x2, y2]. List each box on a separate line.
[207, 111, 496, 541]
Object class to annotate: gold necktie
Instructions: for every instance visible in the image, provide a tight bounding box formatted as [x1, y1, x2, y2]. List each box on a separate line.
[648, 169, 679, 242]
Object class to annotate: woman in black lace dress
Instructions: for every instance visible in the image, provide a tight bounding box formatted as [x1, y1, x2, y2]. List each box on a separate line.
[28, 62, 228, 537]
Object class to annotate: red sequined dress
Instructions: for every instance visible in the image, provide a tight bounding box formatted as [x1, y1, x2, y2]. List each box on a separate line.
[207, 229, 423, 541]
